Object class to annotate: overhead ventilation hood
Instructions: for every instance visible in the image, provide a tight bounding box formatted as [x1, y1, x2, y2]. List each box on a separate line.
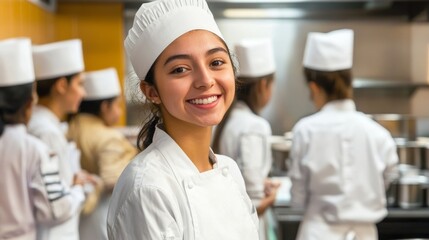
[203, 0, 429, 20]
[56, 0, 429, 21]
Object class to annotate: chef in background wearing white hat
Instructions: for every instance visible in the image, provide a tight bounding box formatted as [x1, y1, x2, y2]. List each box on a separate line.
[212, 38, 280, 240]
[28, 39, 95, 240]
[288, 29, 398, 240]
[0, 38, 86, 240]
[67, 67, 137, 240]
[107, 0, 259, 239]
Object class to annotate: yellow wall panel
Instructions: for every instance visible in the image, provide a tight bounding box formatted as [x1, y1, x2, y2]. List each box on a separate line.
[0, 0, 127, 125]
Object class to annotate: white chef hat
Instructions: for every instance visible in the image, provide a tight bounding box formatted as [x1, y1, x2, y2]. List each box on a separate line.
[0, 38, 35, 87]
[125, 0, 223, 80]
[83, 68, 121, 101]
[235, 38, 276, 78]
[32, 39, 85, 80]
[303, 29, 354, 71]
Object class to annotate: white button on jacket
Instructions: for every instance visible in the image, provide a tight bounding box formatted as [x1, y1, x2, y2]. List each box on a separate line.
[288, 99, 399, 240]
[107, 125, 259, 240]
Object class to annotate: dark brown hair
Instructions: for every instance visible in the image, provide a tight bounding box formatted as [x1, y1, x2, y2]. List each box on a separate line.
[0, 82, 33, 136]
[304, 67, 352, 101]
[36, 73, 80, 98]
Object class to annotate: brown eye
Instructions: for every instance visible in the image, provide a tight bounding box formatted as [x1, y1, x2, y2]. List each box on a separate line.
[171, 67, 187, 74]
[211, 60, 224, 67]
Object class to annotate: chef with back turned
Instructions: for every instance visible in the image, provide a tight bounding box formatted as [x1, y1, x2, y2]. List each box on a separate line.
[288, 29, 399, 240]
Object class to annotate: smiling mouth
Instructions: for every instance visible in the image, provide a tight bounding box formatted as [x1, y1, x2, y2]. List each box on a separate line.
[188, 95, 219, 105]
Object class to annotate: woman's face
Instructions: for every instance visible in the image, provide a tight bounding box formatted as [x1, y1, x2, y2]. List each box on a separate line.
[101, 96, 122, 126]
[147, 30, 235, 128]
[63, 73, 86, 114]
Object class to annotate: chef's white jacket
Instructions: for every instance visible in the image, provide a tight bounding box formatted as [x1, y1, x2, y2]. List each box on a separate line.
[0, 125, 84, 240]
[218, 101, 273, 203]
[28, 105, 85, 240]
[288, 99, 398, 240]
[107, 125, 259, 240]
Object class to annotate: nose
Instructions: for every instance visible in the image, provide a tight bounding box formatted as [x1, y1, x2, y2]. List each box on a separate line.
[193, 65, 215, 89]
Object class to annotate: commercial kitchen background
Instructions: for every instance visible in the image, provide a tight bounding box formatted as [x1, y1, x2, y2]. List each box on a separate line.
[4, 0, 429, 135]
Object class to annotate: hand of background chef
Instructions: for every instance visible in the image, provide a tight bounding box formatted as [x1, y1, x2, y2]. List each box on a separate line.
[264, 178, 281, 197]
[256, 179, 282, 216]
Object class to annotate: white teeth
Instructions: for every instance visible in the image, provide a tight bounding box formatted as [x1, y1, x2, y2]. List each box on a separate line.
[190, 96, 218, 105]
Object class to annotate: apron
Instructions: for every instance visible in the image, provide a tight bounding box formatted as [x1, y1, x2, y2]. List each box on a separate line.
[296, 213, 378, 240]
[184, 165, 259, 240]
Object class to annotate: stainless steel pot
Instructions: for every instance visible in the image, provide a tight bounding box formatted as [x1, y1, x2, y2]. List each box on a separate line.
[396, 141, 428, 169]
[398, 175, 429, 209]
[370, 114, 417, 141]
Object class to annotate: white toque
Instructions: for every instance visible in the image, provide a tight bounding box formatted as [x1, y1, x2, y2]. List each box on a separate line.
[83, 68, 121, 101]
[32, 39, 85, 80]
[235, 38, 276, 78]
[125, 0, 223, 80]
[0, 38, 35, 87]
[303, 29, 354, 71]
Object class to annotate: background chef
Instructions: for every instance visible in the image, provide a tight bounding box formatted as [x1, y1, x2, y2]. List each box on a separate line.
[288, 29, 399, 240]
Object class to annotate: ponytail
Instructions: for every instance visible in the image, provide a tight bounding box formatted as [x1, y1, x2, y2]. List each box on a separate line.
[212, 101, 235, 153]
[137, 113, 160, 151]
[135, 63, 162, 151]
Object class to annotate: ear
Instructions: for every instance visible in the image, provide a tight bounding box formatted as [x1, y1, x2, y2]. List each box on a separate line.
[140, 81, 161, 104]
[53, 77, 68, 95]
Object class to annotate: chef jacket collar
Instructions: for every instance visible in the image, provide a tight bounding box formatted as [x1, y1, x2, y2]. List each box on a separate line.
[152, 124, 219, 178]
[321, 99, 356, 112]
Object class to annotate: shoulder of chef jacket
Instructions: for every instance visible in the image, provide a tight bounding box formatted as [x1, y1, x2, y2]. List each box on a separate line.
[303, 29, 354, 71]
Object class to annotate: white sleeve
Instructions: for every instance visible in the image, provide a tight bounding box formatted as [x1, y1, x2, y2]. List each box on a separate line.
[239, 133, 268, 200]
[108, 187, 181, 240]
[288, 127, 309, 209]
[31, 146, 85, 225]
[381, 134, 399, 189]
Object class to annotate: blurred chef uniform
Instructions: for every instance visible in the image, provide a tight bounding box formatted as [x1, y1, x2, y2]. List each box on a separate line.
[212, 38, 280, 240]
[67, 67, 137, 240]
[0, 38, 85, 240]
[288, 29, 399, 240]
[28, 39, 93, 240]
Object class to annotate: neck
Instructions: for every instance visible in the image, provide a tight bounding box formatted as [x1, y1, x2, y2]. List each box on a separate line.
[164, 121, 213, 172]
[38, 97, 65, 121]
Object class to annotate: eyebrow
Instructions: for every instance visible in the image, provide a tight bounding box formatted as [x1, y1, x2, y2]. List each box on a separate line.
[163, 47, 229, 66]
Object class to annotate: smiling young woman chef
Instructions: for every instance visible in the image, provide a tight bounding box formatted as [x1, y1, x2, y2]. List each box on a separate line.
[106, 0, 259, 239]
[0, 38, 86, 240]
[212, 38, 280, 240]
[288, 29, 399, 240]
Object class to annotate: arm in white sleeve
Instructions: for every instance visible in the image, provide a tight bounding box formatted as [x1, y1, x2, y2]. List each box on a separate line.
[31, 146, 85, 225]
[108, 187, 181, 240]
[288, 128, 309, 209]
[381, 134, 399, 189]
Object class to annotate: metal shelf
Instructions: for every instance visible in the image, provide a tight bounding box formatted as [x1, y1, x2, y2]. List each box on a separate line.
[353, 78, 429, 97]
